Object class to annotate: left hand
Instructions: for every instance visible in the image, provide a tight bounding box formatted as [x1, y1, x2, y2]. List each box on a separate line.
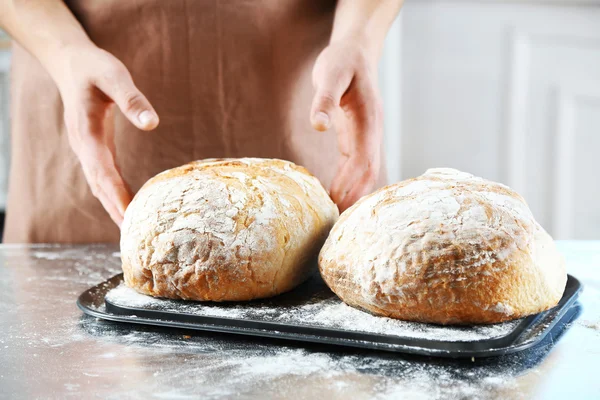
[311, 39, 383, 212]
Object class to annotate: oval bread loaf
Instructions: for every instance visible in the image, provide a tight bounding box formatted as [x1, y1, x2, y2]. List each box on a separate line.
[318, 168, 567, 325]
[121, 158, 339, 301]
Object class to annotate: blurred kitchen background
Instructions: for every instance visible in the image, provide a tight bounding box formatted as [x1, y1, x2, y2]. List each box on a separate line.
[0, 1, 599, 240]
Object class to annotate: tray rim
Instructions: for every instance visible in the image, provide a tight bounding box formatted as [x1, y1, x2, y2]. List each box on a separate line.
[77, 274, 582, 358]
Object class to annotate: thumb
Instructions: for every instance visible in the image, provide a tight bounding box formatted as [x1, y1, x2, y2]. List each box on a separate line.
[310, 62, 353, 132]
[96, 65, 159, 131]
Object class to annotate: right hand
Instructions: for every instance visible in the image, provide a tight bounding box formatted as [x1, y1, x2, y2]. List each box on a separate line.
[51, 45, 159, 227]
[310, 40, 383, 212]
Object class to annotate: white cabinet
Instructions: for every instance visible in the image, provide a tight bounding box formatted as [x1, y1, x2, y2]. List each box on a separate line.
[381, 1, 600, 239]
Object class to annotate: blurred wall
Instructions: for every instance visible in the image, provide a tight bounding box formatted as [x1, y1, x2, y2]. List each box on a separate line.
[0, 31, 10, 213]
[379, 1, 600, 239]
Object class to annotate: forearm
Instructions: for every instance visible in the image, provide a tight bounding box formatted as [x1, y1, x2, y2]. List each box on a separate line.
[331, 0, 403, 61]
[0, 0, 94, 78]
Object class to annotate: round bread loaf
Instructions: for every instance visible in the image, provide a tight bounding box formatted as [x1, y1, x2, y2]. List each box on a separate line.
[318, 168, 567, 325]
[121, 158, 339, 301]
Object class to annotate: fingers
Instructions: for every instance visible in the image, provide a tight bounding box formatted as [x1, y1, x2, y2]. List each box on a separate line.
[310, 55, 354, 132]
[330, 75, 383, 212]
[65, 105, 133, 227]
[330, 151, 380, 212]
[311, 46, 382, 211]
[94, 61, 159, 131]
[340, 76, 382, 155]
[82, 149, 133, 227]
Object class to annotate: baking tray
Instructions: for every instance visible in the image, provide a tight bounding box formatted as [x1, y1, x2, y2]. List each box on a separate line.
[77, 273, 582, 358]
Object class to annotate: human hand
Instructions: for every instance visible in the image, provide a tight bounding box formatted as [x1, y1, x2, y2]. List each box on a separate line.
[310, 40, 383, 212]
[51, 45, 159, 226]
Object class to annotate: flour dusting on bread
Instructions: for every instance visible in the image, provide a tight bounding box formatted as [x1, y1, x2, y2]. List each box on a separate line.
[121, 158, 338, 301]
[319, 168, 567, 325]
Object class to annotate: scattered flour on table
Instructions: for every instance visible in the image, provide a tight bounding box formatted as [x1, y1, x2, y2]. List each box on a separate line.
[81, 322, 530, 400]
[3, 293, 542, 400]
[10, 244, 596, 400]
[62, 317, 531, 400]
[582, 321, 600, 331]
[572, 283, 600, 334]
[106, 284, 520, 342]
[32, 251, 64, 260]
[577, 306, 600, 333]
[6, 244, 579, 400]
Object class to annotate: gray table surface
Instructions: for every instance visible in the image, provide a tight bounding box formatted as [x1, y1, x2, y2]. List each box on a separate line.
[0, 241, 599, 400]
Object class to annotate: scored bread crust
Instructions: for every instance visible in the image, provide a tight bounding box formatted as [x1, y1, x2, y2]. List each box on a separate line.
[318, 168, 567, 325]
[121, 158, 339, 301]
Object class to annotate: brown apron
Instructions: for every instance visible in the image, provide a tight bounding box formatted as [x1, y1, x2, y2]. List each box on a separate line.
[4, 0, 386, 243]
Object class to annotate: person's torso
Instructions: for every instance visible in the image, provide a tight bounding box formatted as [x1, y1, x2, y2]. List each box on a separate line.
[66, 0, 339, 190]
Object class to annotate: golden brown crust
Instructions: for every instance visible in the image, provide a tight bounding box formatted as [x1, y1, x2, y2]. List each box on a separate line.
[318, 168, 567, 325]
[121, 158, 339, 301]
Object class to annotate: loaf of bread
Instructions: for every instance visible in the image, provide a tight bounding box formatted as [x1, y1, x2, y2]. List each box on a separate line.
[319, 168, 567, 325]
[121, 158, 339, 301]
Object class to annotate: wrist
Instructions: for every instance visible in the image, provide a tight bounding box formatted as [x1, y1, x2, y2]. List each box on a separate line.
[328, 32, 381, 73]
[330, 0, 402, 64]
[330, 30, 382, 65]
[42, 40, 97, 87]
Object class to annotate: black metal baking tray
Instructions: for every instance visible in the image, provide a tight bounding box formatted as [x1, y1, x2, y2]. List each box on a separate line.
[77, 274, 582, 358]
